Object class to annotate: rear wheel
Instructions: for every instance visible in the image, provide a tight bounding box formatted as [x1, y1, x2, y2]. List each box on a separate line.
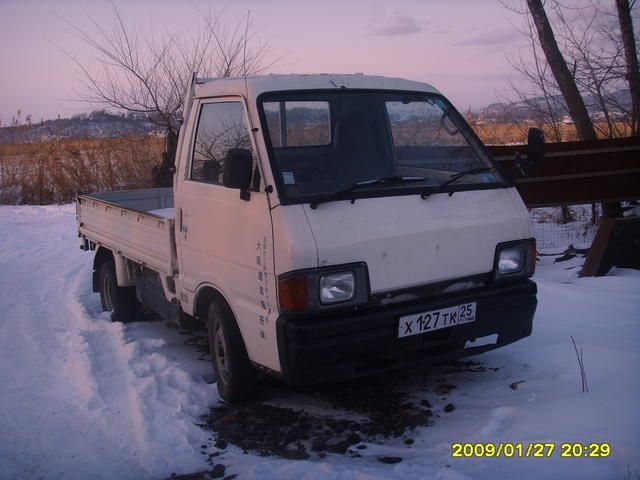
[207, 300, 256, 402]
[98, 259, 138, 323]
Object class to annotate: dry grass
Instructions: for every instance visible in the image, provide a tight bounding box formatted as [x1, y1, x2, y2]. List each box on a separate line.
[0, 136, 164, 204]
[0, 120, 633, 205]
[470, 121, 634, 145]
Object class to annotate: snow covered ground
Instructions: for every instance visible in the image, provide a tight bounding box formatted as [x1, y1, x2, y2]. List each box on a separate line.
[0, 204, 638, 480]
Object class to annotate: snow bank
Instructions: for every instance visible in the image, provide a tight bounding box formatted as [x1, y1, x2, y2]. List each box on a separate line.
[0, 205, 213, 479]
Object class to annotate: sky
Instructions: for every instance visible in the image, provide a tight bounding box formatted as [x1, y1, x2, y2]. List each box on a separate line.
[0, 0, 605, 124]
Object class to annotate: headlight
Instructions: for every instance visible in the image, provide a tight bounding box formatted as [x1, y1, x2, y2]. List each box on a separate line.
[498, 246, 524, 274]
[320, 272, 355, 303]
[494, 239, 536, 280]
[278, 263, 369, 314]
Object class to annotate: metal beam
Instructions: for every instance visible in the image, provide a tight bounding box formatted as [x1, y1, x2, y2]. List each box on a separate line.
[488, 136, 640, 208]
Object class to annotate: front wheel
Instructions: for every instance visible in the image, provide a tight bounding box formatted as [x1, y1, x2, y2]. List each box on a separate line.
[98, 259, 138, 323]
[207, 301, 256, 403]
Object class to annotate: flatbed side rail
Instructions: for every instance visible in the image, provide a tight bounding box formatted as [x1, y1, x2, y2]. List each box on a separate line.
[77, 191, 176, 275]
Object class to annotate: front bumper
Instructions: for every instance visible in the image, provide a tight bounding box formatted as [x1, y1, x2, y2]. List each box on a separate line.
[276, 279, 537, 385]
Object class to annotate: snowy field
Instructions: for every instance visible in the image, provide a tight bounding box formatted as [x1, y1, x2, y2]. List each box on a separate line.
[0, 204, 638, 480]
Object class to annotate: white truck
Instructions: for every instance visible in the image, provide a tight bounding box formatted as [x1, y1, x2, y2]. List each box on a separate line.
[77, 74, 540, 402]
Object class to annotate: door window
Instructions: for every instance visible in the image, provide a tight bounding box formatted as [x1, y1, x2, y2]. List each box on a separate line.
[191, 102, 254, 184]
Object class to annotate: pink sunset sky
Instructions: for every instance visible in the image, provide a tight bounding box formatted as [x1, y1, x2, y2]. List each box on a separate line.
[0, 0, 613, 124]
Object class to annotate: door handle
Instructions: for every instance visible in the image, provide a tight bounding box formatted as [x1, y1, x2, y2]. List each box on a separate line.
[179, 208, 189, 236]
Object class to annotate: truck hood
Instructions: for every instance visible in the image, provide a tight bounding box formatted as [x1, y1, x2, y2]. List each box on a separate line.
[302, 187, 530, 293]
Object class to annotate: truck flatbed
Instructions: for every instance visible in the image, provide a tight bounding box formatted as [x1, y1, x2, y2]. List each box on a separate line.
[76, 188, 176, 276]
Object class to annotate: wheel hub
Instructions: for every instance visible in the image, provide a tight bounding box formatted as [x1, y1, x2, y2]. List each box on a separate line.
[102, 271, 115, 312]
[214, 323, 230, 382]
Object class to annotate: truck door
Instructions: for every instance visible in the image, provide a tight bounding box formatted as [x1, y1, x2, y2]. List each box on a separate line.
[176, 97, 278, 371]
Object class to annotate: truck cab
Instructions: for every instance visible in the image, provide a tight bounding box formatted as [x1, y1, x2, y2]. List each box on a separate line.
[78, 74, 538, 402]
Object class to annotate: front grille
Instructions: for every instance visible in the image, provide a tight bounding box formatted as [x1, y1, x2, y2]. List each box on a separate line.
[369, 273, 490, 308]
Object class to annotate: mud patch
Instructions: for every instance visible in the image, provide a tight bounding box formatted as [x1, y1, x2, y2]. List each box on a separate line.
[180, 330, 210, 361]
[437, 359, 494, 374]
[200, 373, 433, 461]
[197, 360, 500, 464]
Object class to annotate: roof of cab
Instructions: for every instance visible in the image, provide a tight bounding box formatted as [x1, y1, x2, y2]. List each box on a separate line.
[194, 74, 440, 100]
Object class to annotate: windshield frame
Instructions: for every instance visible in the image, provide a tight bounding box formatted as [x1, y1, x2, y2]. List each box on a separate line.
[256, 89, 512, 206]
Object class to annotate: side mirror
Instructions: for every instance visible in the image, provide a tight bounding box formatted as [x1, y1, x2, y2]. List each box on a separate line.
[223, 148, 253, 199]
[516, 127, 544, 175]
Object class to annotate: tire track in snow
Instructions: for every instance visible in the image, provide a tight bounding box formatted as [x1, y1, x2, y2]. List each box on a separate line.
[59, 211, 215, 476]
[0, 205, 147, 478]
[0, 205, 212, 479]
[76, 327, 149, 458]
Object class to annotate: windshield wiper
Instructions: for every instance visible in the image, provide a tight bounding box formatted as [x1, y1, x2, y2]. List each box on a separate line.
[309, 176, 428, 209]
[420, 166, 497, 200]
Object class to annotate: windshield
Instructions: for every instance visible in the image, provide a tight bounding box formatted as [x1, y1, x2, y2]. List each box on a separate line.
[258, 91, 503, 203]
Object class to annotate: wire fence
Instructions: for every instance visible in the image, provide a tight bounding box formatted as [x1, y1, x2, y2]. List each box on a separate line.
[530, 205, 600, 252]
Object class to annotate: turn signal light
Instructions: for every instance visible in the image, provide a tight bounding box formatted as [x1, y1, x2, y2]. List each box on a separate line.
[278, 274, 309, 312]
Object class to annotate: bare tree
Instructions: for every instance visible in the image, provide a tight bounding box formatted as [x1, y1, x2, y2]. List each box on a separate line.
[504, 0, 636, 218]
[526, 0, 598, 141]
[60, 5, 278, 185]
[505, 12, 567, 142]
[615, 0, 640, 135]
[505, 1, 638, 139]
[529, 0, 636, 218]
[551, 2, 637, 139]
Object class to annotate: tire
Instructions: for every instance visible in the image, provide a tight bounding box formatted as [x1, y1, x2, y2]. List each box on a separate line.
[98, 259, 138, 323]
[207, 300, 256, 403]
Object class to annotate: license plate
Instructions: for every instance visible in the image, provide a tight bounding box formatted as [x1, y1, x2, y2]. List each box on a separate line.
[398, 302, 476, 338]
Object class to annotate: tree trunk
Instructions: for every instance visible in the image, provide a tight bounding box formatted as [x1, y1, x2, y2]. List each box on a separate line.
[615, 0, 640, 136]
[561, 204, 574, 224]
[526, 0, 622, 217]
[526, 0, 598, 141]
[152, 129, 178, 187]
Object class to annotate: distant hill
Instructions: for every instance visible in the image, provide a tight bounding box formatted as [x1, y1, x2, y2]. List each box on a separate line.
[0, 110, 162, 144]
[1, 89, 632, 144]
[474, 89, 631, 123]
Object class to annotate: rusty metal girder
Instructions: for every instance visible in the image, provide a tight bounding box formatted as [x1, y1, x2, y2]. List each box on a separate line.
[580, 217, 640, 276]
[488, 136, 640, 208]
